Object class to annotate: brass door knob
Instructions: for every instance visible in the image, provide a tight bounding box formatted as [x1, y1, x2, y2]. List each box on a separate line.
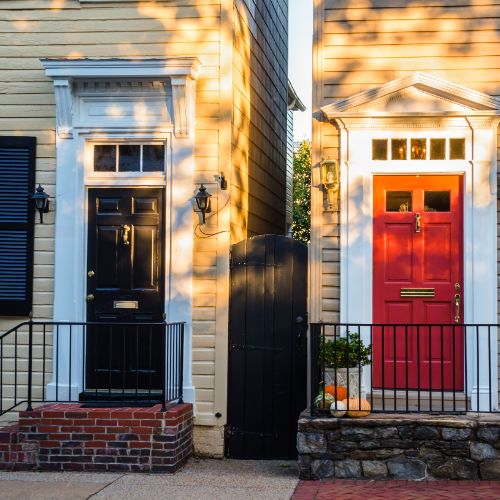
[87, 270, 95, 278]
[86, 294, 95, 302]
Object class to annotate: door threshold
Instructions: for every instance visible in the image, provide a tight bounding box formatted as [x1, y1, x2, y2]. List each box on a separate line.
[79, 390, 162, 406]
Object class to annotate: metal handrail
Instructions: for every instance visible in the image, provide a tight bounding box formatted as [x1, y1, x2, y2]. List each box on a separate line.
[310, 322, 499, 415]
[0, 320, 185, 416]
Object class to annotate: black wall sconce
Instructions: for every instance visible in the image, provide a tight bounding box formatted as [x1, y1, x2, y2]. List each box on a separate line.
[32, 184, 50, 223]
[194, 184, 212, 223]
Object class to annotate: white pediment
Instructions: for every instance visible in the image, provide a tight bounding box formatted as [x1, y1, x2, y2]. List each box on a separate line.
[322, 72, 500, 119]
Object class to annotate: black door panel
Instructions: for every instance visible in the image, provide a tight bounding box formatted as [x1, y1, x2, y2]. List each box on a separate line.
[226, 235, 308, 459]
[86, 188, 164, 392]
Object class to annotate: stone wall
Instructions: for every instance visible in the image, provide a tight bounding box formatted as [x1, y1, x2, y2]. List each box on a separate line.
[0, 403, 193, 472]
[298, 411, 500, 480]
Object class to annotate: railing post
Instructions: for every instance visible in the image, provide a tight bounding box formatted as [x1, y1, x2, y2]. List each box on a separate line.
[179, 323, 184, 404]
[27, 319, 33, 412]
[161, 322, 167, 412]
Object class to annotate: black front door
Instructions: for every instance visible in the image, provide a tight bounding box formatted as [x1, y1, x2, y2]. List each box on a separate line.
[85, 188, 165, 393]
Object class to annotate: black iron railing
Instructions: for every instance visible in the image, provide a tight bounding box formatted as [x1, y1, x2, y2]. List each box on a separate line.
[310, 323, 499, 415]
[0, 320, 184, 416]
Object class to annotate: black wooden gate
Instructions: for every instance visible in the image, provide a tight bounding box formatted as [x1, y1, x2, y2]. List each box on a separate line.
[225, 234, 308, 459]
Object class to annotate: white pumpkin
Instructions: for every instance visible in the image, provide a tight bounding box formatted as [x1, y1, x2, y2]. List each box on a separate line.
[330, 400, 347, 418]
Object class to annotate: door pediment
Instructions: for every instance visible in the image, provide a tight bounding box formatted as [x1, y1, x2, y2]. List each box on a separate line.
[321, 72, 500, 119]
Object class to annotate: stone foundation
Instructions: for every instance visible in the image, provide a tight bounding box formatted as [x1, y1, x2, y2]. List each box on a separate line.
[193, 425, 224, 458]
[0, 403, 193, 472]
[298, 411, 500, 480]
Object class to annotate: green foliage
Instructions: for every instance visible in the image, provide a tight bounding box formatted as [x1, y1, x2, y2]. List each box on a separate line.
[318, 332, 372, 368]
[292, 140, 311, 243]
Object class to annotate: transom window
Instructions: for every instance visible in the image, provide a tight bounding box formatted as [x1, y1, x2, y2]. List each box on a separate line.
[372, 138, 465, 161]
[93, 144, 165, 173]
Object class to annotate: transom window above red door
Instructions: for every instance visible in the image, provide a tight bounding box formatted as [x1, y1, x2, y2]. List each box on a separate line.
[372, 138, 465, 161]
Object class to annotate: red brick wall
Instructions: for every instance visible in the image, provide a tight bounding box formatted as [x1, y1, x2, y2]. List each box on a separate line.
[0, 403, 192, 472]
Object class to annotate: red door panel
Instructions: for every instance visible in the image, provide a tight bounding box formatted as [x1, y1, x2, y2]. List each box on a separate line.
[373, 175, 464, 390]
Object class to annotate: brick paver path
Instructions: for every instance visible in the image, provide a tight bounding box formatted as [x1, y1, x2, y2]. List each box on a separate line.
[292, 480, 500, 499]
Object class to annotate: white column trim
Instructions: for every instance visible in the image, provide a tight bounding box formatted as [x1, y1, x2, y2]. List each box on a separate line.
[53, 80, 73, 139]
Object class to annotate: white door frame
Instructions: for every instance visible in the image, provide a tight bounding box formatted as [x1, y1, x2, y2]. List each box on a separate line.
[319, 74, 500, 411]
[42, 58, 200, 404]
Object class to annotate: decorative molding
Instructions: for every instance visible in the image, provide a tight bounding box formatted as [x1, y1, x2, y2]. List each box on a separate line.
[41, 57, 201, 81]
[171, 76, 189, 138]
[322, 72, 500, 120]
[41, 58, 201, 139]
[336, 117, 473, 130]
[53, 79, 73, 139]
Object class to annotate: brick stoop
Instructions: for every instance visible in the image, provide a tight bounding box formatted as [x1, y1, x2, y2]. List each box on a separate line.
[0, 403, 193, 472]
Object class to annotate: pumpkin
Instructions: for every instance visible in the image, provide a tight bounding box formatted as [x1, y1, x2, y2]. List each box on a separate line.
[330, 399, 347, 418]
[325, 384, 348, 401]
[342, 398, 371, 418]
[314, 392, 335, 410]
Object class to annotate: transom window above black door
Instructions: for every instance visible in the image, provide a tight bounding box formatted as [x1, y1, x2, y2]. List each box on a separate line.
[93, 144, 165, 173]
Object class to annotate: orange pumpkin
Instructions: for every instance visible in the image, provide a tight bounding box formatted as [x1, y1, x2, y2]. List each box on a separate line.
[325, 384, 348, 401]
[342, 398, 371, 418]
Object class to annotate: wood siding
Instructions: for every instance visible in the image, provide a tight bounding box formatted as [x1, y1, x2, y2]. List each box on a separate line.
[286, 109, 294, 230]
[0, 0, 290, 455]
[231, 0, 288, 241]
[0, 0, 224, 429]
[312, 0, 500, 390]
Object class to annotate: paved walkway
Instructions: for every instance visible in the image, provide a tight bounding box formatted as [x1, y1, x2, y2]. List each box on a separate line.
[292, 480, 500, 499]
[0, 459, 298, 500]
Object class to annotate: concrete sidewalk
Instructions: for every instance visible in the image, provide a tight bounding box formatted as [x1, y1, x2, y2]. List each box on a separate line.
[0, 458, 299, 500]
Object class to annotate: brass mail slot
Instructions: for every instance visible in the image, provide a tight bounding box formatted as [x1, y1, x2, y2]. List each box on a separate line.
[400, 288, 435, 298]
[114, 300, 139, 309]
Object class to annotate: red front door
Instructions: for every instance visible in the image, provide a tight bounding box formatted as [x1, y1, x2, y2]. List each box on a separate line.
[373, 175, 463, 390]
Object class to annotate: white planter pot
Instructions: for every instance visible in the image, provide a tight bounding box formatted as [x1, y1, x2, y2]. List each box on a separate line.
[324, 367, 361, 399]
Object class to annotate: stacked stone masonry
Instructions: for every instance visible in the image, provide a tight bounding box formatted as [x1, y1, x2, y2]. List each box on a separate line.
[0, 403, 193, 472]
[298, 411, 500, 480]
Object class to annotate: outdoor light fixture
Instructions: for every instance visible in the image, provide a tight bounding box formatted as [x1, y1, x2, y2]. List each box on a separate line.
[32, 184, 50, 223]
[321, 159, 340, 210]
[194, 184, 212, 223]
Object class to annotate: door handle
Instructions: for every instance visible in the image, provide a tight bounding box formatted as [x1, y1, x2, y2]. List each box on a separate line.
[86, 294, 95, 302]
[121, 224, 131, 246]
[415, 212, 421, 233]
[454, 293, 461, 324]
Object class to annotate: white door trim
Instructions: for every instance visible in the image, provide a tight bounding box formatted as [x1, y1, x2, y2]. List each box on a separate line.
[42, 58, 199, 404]
[336, 121, 498, 411]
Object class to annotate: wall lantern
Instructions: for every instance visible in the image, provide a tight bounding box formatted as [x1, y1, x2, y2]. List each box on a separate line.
[321, 159, 340, 210]
[194, 184, 212, 223]
[32, 184, 50, 223]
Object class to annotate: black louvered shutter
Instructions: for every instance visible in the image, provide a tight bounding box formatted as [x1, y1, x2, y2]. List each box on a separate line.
[0, 137, 36, 316]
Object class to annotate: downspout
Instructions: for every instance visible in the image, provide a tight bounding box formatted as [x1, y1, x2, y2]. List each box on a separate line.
[336, 117, 349, 324]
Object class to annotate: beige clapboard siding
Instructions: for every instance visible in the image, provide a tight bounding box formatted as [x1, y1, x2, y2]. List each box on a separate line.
[230, 0, 288, 241]
[313, 0, 500, 335]
[0, 1, 223, 422]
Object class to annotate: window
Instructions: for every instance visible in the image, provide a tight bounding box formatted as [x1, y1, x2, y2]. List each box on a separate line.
[372, 139, 388, 160]
[0, 137, 36, 316]
[373, 138, 466, 161]
[391, 139, 407, 160]
[430, 139, 446, 160]
[450, 138, 465, 160]
[386, 191, 412, 212]
[424, 191, 450, 212]
[93, 144, 165, 173]
[410, 139, 426, 160]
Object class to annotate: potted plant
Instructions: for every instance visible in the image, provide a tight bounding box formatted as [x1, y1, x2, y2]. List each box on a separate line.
[318, 331, 371, 399]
